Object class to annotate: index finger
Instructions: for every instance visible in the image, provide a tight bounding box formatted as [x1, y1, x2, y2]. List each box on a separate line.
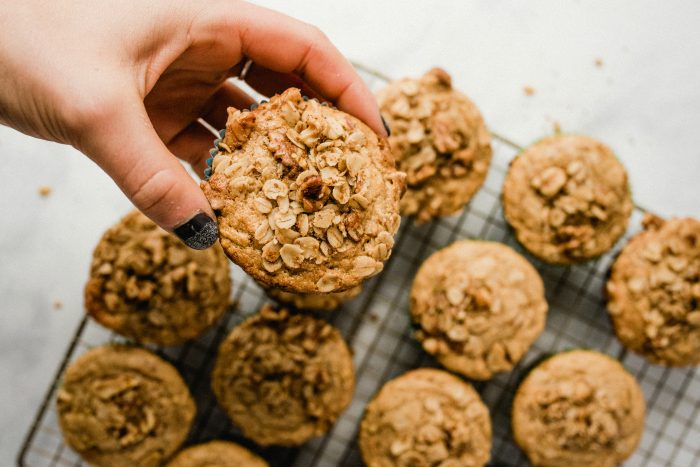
[220, 1, 387, 137]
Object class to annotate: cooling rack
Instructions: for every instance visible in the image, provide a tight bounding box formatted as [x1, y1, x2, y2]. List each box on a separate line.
[17, 64, 700, 467]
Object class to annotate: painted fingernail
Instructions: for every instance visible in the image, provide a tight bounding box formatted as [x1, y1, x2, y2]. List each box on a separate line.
[174, 213, 218, 250]
[381, 115, 391, 136]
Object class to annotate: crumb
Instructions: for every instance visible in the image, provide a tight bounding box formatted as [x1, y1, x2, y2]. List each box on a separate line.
[523, 85, 535, 96]
[38, 186, 52, 197]
[553, 121, 562, 134]
[595, 58, 604, 68]
[368, 312, 379, 323]
[53, 300, 63, 310]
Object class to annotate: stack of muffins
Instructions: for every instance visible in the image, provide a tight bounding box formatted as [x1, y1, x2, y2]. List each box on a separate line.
[54, 67, 699, 466]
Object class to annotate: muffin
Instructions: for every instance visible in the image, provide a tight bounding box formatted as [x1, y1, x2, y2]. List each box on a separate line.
[607, 213, 700, 366]
[410, 240, 548, 380]
[359, 368, 491, 467]
[265, 284, 362, 311]
[512, 350, 645, 467]
[166, 440, 267, 467]
[211, 305, 354, 446]
[56, 345, 195, 467]
[201, 88, 405, 293]
[85, 210, 231, 346]
[377, 68, 492, 223]
[502, 134, 632, 264]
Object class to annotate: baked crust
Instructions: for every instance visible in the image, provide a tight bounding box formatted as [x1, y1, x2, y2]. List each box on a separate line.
[265, 284, 362, 311]
[166, 440, 268, 467]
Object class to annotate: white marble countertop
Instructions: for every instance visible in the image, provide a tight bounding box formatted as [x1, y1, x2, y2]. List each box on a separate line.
[1, 0, 699, 462]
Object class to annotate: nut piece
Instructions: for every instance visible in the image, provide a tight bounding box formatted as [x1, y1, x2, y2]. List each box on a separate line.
[512, 350, 645, 467]
[359, 368, 491, 467]
[503, 134, 632, 264]
[211, 305, 355, 446]
[377, 68, 492, 223]
[201, 87, 405, 293]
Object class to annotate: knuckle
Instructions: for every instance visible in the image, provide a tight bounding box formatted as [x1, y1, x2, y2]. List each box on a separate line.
[127, 167, 179, 213]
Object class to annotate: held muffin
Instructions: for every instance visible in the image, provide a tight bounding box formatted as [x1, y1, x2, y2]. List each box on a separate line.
[211, 305, 355, 446]
[201, 88, 405, 293]
[57, 345, 195, 467]
[359, 368, 492, 467]
[166, 440, 268, 467]
[85, 210, 231, 346]
[377, 68, 492, 223]
[265, 284, 362, 311]
[502, 134, 632, 264]
[512, 350, 645, 467]
[606, 213, 700, 366]
[410, 240, 548, 380]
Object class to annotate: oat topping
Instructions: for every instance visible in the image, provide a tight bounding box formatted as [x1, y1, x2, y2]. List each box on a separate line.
[202, 88, 404, 293]
[503, 134, 632, 264]
[411, 240, 547, 380]
[607, 214, 700, 366]
[359, 368, 491, 467]
[377, 68, 492, 223]
[85, 210, 231, 346]
[211, 305, 354, 446]
[57, 346, 195, 467]
[265, 285, 362, 311]
[513, 350, 645, 467]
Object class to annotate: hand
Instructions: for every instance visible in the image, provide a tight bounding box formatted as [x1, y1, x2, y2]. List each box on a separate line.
[0, 0, 386, 248]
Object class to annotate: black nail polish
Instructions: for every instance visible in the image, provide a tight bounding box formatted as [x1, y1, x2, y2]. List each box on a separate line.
[174, 213, 218, 250]
[381, 115, 391, 136]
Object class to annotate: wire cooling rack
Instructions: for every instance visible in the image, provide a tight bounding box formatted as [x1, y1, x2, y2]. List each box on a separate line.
[18, 65, 700, 467]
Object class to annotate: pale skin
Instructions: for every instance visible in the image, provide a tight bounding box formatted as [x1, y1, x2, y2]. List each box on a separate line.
[0, 0, 386, 247]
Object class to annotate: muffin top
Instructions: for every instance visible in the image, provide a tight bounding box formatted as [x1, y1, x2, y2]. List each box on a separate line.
[502, 134, 632, 264]
[201, 88, 404, 293]
[377, 68, 492, 223]
[57, 345, 195, 467]
[265, 284, 362, 311]
[166, 440, 268, 467]
[411, 240, 547, 380]
[512, 350, 645, 467]
[359, 368, 492, 467]
[211, 305, 354, 446]
[607, 214, 700, 366]
[85, 210, 231, 346]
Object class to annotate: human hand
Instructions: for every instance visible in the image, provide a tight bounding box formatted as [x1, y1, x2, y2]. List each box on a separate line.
[0, 0, 386, 248]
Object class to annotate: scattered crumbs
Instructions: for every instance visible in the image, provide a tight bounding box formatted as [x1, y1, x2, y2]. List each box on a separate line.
[523, 85, 535, 96]
[594, 58, 604, 68]
[38, 186, 52, 197]
[368, 312, 379, 323]
[553, 121, 562, 134]
[53, 300, 63, 310]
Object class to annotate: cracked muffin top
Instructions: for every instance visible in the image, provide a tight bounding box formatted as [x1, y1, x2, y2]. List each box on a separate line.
[166, 440, 268, 467]
[201, 88, 404, 293]
[411, 240, 548, 380]
[512, 350, 645, 467]
[377, 68, 492, 223]
[211, 305, 354, 446]
[359, 368, 492, 467]
[85, 210, 231, 346]
[502, 134, 632, 264]
[607, 214, 700, 366]
[57, 345, 195, 467]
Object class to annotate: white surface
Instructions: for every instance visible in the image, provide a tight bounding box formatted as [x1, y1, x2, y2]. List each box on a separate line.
[1, 0, 700, 462]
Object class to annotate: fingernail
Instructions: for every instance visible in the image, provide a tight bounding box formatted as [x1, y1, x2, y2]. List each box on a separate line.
[381, 115, 391, 137]
[174, 213, 218, 250]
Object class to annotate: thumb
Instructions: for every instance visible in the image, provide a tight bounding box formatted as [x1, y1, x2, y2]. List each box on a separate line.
[83, 98, 218, 250]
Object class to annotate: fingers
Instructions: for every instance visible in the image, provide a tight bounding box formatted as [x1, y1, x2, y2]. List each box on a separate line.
[85, 98, 218, 249]
[240, 64, 322, 102]
[200, 82, 256, 130]
[225, 1, 387, 137]
[168, 120, 216, 176]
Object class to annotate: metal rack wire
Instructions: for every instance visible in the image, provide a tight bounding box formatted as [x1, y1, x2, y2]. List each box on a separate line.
[17, 65, 700, 467]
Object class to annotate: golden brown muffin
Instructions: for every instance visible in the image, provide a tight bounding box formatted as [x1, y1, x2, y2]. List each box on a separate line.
[211, 305, 354, 446]
[411, 240, 548, 380]
[512, 350, 645, 467]
[201, 88, 405, 293]
[85, 210, 231, 346]
[166, 440, 267, 467]
[502, 134, 632, 264]
[377, 68, 492, 223]
[56, 345, 195, 467]
[359, 368, 492, 467]
[607, 213, 700, 366]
